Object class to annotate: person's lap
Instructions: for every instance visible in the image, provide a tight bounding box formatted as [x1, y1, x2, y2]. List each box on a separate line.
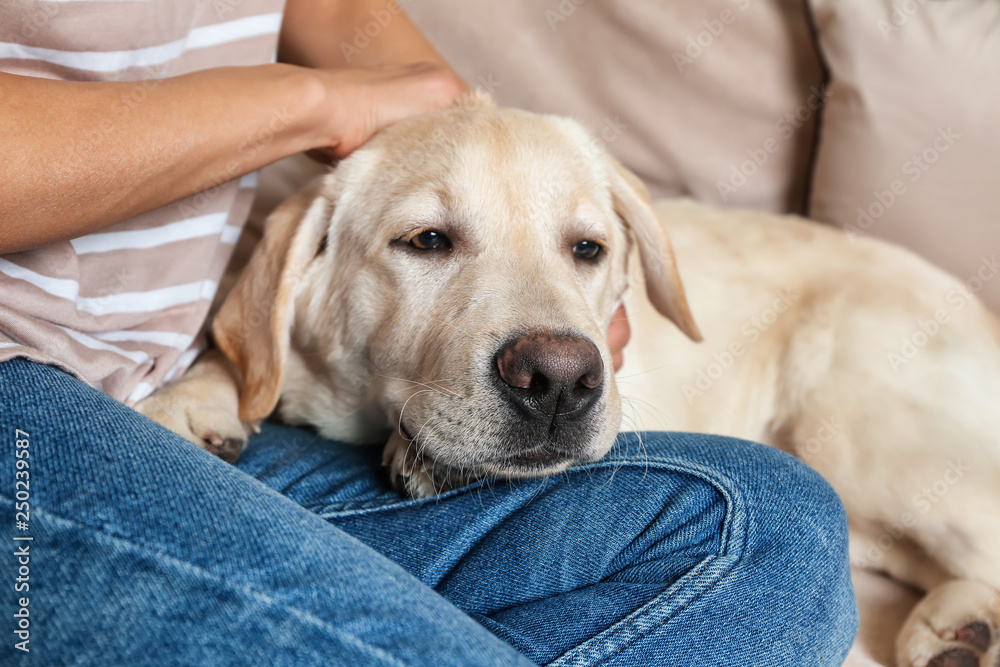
[0, 359, 857, 665]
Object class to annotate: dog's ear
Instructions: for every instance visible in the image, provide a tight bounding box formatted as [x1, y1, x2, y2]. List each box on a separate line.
[609, 158, 703, 342]
[213, 177, 333, 422]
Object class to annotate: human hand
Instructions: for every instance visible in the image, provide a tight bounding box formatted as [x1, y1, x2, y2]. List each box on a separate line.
[609, 304, 630, 372]
[307, 63, 468, 162]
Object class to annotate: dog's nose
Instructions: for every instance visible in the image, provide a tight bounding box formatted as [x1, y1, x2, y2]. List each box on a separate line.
[495, 334, 604, 422]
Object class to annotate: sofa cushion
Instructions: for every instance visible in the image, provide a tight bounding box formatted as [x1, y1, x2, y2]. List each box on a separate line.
[808, 0, 1000, 311]
[403, 0, 824, 212]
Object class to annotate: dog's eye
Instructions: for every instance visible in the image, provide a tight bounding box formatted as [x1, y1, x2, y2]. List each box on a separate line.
[573, 240, 603, 261]
[408, 230, 451, 251]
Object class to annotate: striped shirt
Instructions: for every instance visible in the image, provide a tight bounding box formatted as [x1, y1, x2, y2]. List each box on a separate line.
[0, 0, 285, 404]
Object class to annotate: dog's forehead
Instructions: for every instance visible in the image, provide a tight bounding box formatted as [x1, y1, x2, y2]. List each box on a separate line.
[367, 107, 614, 223]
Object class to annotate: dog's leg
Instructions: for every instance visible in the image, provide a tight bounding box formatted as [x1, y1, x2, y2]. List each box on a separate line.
[896, 580, 1000, 667]
[855, 527, 1000, 667]
[833, 447, 1000, 667]
[848, 457, 1000, 667]
[135, 349, 255, 463]
[381, 430, 439, 498]
[382, 431, 484, 498]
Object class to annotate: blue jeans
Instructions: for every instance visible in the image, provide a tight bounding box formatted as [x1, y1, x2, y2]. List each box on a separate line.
[0, 358, 857, 665]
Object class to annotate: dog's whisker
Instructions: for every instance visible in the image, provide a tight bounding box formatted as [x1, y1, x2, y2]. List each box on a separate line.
[377, 373, 458, 392]
[378, 374, 467, 401]
[443, 323, 478, 341]
[617, 400, 652, 480]
[620, 394, 674, 433]
[413, 372, 467, 399]
[614, 362, 679, 381]
[397, 389, 434, 438]
[411, 414, 437, 453]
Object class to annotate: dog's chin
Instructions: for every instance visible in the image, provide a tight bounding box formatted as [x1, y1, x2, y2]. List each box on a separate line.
[386, 411, 616, 497]
[470, 448, 578, 478]
[388, 426, 585, 497]
[407, 450, 576, 496]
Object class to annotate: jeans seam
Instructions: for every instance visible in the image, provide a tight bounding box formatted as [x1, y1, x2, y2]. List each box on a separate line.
[590, 555, 739, 666]
[545, 461, 748, 666]
[311, 455, 744, 526]
[0, 497, 404, 666]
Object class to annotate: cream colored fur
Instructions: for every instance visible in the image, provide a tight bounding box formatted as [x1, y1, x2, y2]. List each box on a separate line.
[136, 99, 1000, 667]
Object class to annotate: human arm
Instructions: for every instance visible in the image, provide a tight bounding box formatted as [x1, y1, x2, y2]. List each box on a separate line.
[0, 63, 462, 254]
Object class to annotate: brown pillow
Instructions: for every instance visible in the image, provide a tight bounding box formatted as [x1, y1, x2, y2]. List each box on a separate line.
[404, 0, 824, 212]
[808, 0, 1000, 311]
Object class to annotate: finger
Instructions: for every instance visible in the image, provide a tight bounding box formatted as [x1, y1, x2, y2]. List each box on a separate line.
[612, 351, 624, 372]
[324, 64, 467, 159]
[607, 305, 631, 353]
[369, 64, 468, 130]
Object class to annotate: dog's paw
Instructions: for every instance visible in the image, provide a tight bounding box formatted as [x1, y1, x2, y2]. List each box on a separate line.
[135, 375, 254, 464]
[896, 580, 1000, 667]
[381, 430, 438, 498]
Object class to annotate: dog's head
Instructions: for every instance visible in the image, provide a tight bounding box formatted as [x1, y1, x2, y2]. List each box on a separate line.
[214, 96, 700, 494]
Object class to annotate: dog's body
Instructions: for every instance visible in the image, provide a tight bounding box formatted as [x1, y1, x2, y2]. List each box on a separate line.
[625, 201, 1000, 667]
[136, 99, 1000, 667]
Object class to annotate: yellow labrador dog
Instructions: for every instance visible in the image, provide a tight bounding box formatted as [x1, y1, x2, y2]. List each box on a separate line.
[137, 96, 1000, 667]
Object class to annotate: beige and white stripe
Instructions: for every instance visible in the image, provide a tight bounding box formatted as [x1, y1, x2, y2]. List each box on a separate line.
[0, 0, 285, 403]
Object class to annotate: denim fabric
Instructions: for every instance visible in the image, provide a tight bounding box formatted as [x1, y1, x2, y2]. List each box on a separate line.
[0, 358, 857, 665]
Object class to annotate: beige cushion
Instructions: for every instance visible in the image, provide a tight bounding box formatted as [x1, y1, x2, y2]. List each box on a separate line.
[808, 0, 1000, 311]
[403, 0, 823, 212]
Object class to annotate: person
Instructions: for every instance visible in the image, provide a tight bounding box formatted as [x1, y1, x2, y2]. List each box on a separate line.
[0, 1, 857, 664]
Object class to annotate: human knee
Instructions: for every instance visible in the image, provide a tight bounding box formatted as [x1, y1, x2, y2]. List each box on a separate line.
[730, 444, 857, 651]
[613, 434, 855, 624]
[617, 432, 849, 548]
